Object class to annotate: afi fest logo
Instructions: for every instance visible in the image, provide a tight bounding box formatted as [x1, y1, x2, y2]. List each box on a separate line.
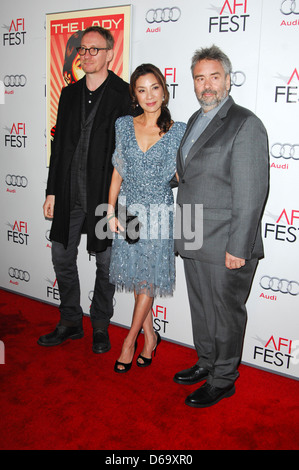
[46, 278, 60, 301]
[164, 67, 179, 99]
[253, 335, 299, 369]
[2, 18, 26, 46]
[153, 304, 169, 334]
[264, 208, 299, 243]
[275, 68, 299, 103]
[4, 123, 27, 148]
[208, 0, 250, 33]
[7, 220, 29, 245]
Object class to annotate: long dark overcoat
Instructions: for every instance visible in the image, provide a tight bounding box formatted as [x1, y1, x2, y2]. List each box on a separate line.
[46, 71, 131, 252]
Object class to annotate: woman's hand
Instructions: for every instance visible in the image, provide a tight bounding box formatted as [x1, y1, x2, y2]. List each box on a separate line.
[107, 214, 124, 234]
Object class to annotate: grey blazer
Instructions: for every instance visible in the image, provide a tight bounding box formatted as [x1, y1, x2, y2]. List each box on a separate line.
[175, 96, 269, 265]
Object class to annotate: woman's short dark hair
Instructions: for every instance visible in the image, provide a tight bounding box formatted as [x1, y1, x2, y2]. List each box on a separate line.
[130, 63, 172, 135]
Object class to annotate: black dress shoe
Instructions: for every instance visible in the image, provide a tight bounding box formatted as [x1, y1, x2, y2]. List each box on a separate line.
[185, 382, 235, 408]
[37, 323, 84, 346]
[92, 328, 111, 354]
[173, 365, 209, 385]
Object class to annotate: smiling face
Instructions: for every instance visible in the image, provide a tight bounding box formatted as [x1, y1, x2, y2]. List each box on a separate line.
[79, 31, 113, 77]
[193, 59, 231, 112]
[134, 73, 164, 114]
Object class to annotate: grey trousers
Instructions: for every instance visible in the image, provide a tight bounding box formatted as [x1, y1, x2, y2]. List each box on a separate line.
[183, 257, 258, 388]
[51, 203, 115, 329]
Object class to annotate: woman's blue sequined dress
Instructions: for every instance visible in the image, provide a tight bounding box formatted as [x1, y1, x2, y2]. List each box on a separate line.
[109, 115, 186, 297]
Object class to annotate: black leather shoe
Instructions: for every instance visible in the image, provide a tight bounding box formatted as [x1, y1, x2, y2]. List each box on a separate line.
[185, 382, 235, 408]
[92, 328, 111, 354]
[173, 365, 209, 385]
[37, 323, 84, 346]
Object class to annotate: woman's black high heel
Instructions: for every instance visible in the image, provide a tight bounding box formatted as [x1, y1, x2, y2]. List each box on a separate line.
[114, 341, 138, 373]
[136, 331, 161, 368]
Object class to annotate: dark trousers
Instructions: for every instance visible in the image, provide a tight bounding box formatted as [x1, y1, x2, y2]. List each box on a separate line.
[183, 257, 258, 388]
[51, 203, 115, 329]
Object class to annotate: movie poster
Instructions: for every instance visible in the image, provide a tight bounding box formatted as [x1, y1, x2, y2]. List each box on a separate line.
[46, 6, 131, 165]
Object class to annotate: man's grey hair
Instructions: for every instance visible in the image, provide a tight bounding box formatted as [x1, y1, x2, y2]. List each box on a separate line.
[191, 45, 232, 77]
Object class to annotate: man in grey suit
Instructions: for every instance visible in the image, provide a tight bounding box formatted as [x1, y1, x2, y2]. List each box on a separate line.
[174, 45, 269, 407]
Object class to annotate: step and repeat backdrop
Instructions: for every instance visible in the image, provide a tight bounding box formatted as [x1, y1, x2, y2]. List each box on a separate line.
[1, 0, 298, 380]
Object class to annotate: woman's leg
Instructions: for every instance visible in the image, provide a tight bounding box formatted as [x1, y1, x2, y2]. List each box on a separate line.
[116, 292, 154, 369]
[137, 303, 158, 364]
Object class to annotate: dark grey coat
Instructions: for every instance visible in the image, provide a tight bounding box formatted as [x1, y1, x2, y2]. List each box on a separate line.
[175, 96, 269, 265]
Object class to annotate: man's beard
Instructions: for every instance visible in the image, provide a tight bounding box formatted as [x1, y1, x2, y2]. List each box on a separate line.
[197, 88, 227, 111]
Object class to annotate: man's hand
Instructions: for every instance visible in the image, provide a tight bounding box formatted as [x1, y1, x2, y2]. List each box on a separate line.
[225, 252, 245, 270]
[43, 195, 55, 219]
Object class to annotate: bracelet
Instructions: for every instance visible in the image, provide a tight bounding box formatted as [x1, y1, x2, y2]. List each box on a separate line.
[107, 213, 116, 222]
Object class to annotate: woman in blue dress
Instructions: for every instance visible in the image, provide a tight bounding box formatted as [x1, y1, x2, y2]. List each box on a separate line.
[108, 64, 186, 373]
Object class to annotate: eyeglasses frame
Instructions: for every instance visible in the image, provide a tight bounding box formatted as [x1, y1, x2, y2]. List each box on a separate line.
[76, 46, 109, 56]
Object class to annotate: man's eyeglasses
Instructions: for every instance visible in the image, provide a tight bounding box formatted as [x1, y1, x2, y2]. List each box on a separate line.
[76, 47, 109, 56]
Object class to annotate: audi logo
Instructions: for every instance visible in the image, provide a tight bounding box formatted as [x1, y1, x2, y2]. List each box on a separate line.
[280, 0, 299, 15]
[270, 143, 299, 160]
[260, 276, 299, 296]
[5, 174, 28, 187]
[8, 267, 30, 282]
[88, 290, 94, 302]
[4, 75, 27, 87]
[146, 7, 181, 23]
[230, 71, 246, 87]
[45, 230, 51, 242]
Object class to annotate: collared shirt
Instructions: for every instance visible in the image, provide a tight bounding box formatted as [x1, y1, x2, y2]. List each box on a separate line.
[84, 75, 109, 118]
[182, 96, 229, 161]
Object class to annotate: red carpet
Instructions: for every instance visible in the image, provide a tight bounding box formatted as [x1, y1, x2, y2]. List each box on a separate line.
[0, 288, 298, 451]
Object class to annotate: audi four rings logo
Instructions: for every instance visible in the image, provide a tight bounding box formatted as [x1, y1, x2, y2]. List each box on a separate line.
[281, 0, 299, 15]
[8, 267, 30, 282]
[230, 71, 246, 87]
[270, 143, 299, 160]
[146, 7, 181, 23]
[4, 75, 27, 87]
[5, 174, 28, 187]
[260, 276, 299, 295]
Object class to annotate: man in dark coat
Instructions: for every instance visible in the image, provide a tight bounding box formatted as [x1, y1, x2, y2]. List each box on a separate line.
[38, 26, 131, 353]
